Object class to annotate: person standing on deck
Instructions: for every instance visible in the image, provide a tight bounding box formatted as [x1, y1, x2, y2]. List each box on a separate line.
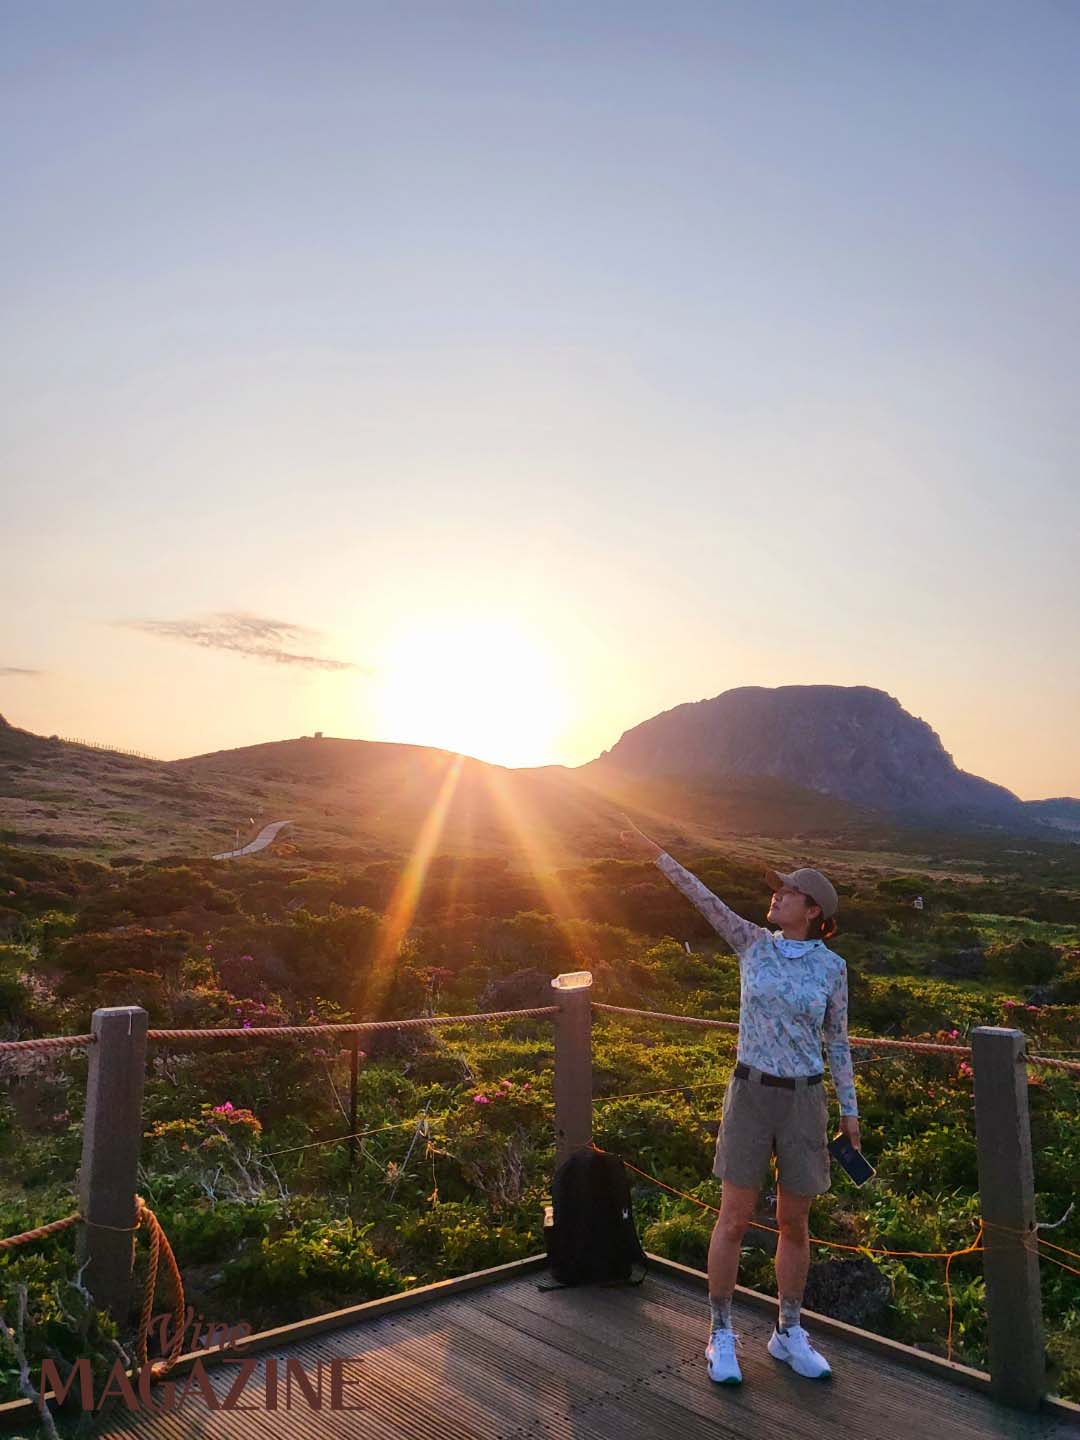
[619, 820, 860, 1387]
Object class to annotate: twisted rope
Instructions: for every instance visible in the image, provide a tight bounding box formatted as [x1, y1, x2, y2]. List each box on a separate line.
[133, 1196, 186, 1377]
[594, 1003, 1080, 1075]
[1025, 1053, 1080, 1077]
[594, 1003, 976, 1055]
[146, 1005, 560, 1043]
[0, 1201, 185, 1378]
[0, 1213, 80, 1251]
[0, 1035, 95, 1056]
[592, 1003, 739, 1033]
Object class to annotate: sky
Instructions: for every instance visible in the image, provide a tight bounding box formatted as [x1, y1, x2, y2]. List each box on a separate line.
[2, 1, 1079, 796]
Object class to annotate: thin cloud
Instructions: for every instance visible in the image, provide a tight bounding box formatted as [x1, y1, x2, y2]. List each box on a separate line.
[0, 667, 41, 677]
[119, 612, 366, 672]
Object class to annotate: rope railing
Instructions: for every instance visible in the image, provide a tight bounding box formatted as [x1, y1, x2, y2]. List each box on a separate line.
[2, 1006, 1075, 1074]
[0, 1007, 560, 1062]
[0, 1034, 95, 1057]
[591, 1002, 1080, 1075]
[145, 1005, 560, 1044]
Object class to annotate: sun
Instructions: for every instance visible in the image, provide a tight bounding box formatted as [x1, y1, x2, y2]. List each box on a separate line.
[374, 613, 568, 769]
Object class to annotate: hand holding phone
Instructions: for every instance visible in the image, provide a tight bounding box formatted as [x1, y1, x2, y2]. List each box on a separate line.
[828, 1133, 876, 1186]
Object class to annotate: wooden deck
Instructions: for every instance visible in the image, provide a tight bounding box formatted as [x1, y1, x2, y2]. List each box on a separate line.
[77, 1258, 1078, 1440]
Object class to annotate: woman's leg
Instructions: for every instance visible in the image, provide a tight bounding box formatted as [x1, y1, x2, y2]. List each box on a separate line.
[707, 1180, 759, 1327]
[775, 1185, 813, 1330]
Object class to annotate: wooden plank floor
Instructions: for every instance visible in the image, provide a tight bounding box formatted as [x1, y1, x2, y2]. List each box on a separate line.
[91, 1269, 1076, 1440]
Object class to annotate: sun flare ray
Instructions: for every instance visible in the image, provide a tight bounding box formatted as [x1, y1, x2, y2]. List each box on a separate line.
[357, 753, 465, 1015]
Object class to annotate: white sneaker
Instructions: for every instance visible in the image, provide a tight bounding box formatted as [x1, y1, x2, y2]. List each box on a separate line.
[768, 1325, 832, 1379]
[705, 1327, 742, 1385]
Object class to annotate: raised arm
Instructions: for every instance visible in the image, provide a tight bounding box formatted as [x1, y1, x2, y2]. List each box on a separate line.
[653, 853, 766, 958]
[823, 964, 858, 1119]
[618, 820, 764, 958]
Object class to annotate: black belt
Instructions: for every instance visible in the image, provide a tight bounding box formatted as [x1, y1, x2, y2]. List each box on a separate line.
[734, 1062, 822, 1089]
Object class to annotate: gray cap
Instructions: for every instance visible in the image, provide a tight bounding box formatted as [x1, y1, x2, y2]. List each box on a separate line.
[765, 866, 839, 920]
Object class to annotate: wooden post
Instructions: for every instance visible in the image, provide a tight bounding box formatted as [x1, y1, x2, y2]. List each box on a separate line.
[76, 1006, 148, 1325]
[551, 972, 593, 1163]
[971, 1025, 1045, 1410]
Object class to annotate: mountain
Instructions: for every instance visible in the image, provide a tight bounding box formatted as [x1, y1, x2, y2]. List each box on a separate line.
[1023, 798, 1080, 836]
[0, 717, 693, 865]
[2, 693, 1077, 860]
[584, 685, 1028, 826]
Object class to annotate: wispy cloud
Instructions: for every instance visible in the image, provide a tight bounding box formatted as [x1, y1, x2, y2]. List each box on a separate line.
[119, 612, 365, 672]
[0, 667, 42, 678]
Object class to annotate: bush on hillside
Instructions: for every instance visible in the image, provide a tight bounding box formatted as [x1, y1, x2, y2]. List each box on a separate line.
[990, 938, 1061, 986]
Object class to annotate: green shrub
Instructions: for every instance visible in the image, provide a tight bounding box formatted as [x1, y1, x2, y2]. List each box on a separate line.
[990, 938, 1060, 985]
[223, 1219, 406, 1317]
[642, 1212, 711, 1270]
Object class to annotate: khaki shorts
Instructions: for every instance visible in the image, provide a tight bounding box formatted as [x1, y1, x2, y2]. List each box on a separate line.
[713, 1066, 831, 1196]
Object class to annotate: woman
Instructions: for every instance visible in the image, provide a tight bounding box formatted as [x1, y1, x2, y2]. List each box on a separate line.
[619, 821, 859, 1387]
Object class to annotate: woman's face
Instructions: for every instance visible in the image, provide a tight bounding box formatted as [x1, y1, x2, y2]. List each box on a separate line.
[767, 885, 819, 934]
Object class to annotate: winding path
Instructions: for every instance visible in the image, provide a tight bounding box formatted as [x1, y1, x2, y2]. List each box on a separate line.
[212, 820, 294, 860]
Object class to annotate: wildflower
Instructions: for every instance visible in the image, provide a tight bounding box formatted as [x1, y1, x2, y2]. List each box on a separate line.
[521, 1083, 531, 1091]
[212, 1102, 235, 1116]
[499, 1079, 513, 1089]
[958, 1062, 973, 1079]
[473, 1094, 490, 1105]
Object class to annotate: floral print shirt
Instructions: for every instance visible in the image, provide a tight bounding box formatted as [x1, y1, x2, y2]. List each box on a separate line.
[655, 852, 858, 1115]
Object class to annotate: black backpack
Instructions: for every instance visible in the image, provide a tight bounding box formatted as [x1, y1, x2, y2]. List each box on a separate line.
[543, 1148, 648, 1287]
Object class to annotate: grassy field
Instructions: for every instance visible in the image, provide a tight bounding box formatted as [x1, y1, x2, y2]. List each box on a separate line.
[1, 779, 1078, 1408]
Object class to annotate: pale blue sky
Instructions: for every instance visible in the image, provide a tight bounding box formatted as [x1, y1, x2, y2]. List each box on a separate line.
[3, 1, 1078, 795]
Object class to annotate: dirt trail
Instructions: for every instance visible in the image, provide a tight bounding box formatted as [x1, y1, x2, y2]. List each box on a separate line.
[212, 820, 293, 860]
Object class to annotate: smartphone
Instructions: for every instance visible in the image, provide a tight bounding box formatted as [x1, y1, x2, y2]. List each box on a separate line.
[828, 1134, 876, 1186]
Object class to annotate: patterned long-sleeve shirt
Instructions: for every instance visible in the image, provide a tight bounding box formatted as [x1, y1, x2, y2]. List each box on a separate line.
[655, 852, 858, 1116]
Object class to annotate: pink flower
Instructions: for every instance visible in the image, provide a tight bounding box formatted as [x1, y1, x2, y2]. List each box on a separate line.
[958, 1062, 973, 1079]
[242, 1020, 252, 1030]
[948, 1029, 959, 1039]
[521, 1083, 531, 1091]
[1025, 1004, 1039, 1012]
[212, 1102, 235, 1115]
[499, 1079, 513, 1089]
[473, 1094, 490, 1105]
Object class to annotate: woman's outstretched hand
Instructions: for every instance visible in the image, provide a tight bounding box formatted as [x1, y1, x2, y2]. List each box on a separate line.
[618, 818, 663, 860]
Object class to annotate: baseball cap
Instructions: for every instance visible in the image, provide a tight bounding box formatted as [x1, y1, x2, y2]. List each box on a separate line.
[765, 866, 839, 920]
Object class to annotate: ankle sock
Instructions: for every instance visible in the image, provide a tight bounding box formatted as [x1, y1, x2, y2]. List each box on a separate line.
[778, 1295, 802, 1333]
[709, 1294, 733, 1332]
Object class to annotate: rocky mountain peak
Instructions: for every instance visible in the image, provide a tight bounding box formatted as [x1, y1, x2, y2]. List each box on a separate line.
[588, 684, 1023, 821]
